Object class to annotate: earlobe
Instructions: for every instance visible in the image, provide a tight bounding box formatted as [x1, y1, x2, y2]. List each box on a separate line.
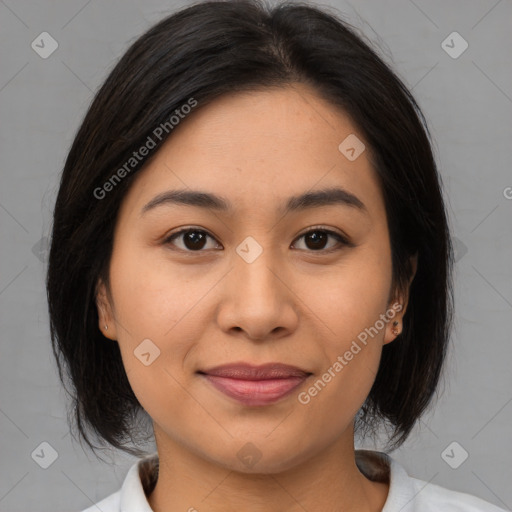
[383, 253, 417, 345]
[95, 279, 117, 340]
[383, 308, 402, 345]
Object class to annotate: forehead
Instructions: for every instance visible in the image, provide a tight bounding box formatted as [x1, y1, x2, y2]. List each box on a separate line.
[119, 84, 384, 219]
[164, 84, 362, 162]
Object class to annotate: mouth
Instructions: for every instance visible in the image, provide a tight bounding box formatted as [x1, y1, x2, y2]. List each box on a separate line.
[197, 362, 312, 406]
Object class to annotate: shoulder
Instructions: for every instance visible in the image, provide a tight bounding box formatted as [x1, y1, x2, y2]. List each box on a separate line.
[405, 476, 507, 512]
[80, 489, 121, 512]
[355, 450, 506, 512]
[79, 453, 158, 512]
[385, 455, 507, 512]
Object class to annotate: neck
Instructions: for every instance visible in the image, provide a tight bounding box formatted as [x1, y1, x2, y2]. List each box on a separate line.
[146, 428, 389, 512]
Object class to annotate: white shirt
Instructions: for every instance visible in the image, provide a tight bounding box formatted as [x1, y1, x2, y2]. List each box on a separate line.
[81, 450, 507, 511]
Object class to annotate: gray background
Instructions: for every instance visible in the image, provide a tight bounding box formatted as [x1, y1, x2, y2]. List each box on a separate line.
[0, 0, 511, 510]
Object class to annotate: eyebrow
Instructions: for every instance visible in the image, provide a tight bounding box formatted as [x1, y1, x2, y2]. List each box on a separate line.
[140, 186, 367, 217]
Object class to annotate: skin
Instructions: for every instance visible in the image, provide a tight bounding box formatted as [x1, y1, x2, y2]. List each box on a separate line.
[96, 83, 415, 512]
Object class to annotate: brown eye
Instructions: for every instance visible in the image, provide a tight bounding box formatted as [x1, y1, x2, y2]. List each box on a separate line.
[163, 226, 351, 254]
[164, 228, 220, 252]
[292, 228, 351, 252]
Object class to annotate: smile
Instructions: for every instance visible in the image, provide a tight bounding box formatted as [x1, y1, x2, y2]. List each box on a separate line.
[197, 362, 312, 406]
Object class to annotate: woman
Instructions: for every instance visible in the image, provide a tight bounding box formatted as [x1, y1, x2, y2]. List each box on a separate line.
[46, 1, 506, 510]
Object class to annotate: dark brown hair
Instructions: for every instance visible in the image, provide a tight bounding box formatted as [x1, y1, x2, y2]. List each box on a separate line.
[47, 0, 453, 458]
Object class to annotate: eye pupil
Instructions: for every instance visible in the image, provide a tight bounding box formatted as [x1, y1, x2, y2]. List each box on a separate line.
[184, 231, 207, 250]
[305, 231, 328, 250]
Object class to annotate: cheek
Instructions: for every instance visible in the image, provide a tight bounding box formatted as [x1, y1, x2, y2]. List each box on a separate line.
[292, 242, 392, 417]
[297, 247, 392, 349]
[108, 244, 211, 404]
[109, 239, 211, 339]
[295, 258, 392, 437]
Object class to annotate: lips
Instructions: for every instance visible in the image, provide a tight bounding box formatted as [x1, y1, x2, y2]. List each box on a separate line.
[200, 362, 311, 380]
[198, 363, 312, 406]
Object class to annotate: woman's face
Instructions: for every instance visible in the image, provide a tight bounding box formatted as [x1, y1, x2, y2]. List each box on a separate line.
[97, 84, 403, 473]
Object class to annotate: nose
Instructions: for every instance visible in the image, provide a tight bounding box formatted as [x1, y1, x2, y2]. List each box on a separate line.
[216, 243, 299, 342]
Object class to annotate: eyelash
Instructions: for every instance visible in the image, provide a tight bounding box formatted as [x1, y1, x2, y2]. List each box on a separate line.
[162, 226, 353, 254]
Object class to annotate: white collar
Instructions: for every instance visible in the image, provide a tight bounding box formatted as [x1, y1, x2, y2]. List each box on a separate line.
[117, 450, 401, 511]
[110, 449, 503, 511]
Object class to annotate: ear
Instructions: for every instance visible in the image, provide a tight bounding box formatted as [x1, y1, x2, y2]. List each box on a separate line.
[383, 253, 418, 345]
[95, 278, 117, 340]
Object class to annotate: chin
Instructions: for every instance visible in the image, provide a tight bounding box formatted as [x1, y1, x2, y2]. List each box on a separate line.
[203, 436, 315, 475]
